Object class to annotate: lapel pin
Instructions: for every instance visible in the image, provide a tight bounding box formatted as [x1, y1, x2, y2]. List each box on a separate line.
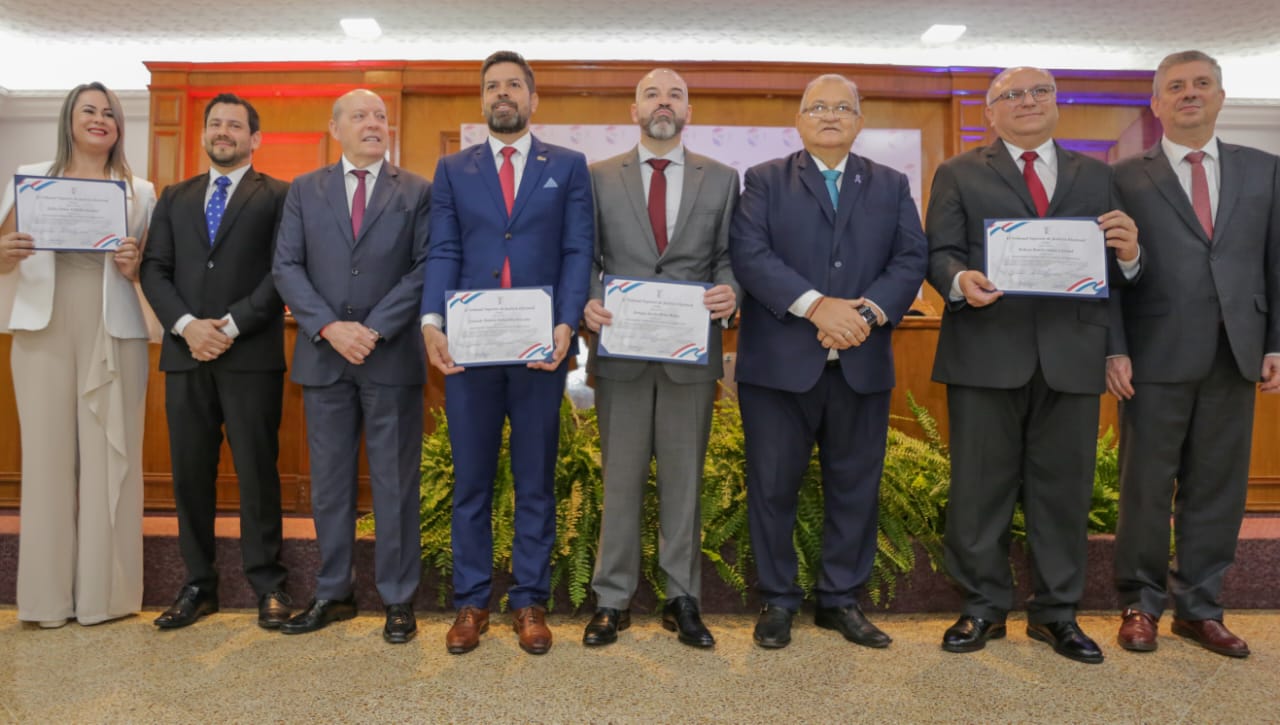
[536, 155, 547, 162]
[854, 174, 863, 184]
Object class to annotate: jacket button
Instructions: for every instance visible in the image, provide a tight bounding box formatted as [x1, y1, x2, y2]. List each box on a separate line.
[493, 270, 501, 278]
[206, 261, 214, 269]
[351, 268, 359, 276]
[655, 266, 663, 274]
[833, 260, 843, 269]
[505, 233, 513, 240]
[345, 306, 354, 315]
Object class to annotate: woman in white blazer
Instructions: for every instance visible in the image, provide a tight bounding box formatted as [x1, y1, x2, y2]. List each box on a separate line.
[0, 82, 156, 627]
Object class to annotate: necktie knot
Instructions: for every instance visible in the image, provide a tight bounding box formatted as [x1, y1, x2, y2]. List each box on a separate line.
[1185, 150, 1206, 166]
[500, 146, 517, 161]
[214, 175, 231, 190]
[1020, 151, 1039, 164]
[647, 158, 671, 173]
[821, 169, 841, 210]
[350, 169, 369, 181]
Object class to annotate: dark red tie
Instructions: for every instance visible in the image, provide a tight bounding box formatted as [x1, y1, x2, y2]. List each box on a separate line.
[1186, 150, 1214, 238]
[1020, 151, 1049, 217]
[350, 169, 369, 238]
[499, 147, 516, 287]
[647, 158, 671, 255]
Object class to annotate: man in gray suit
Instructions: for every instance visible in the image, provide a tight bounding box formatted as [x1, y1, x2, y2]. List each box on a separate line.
[1109, 50, 1280, 658]
[272, 89, 431, 644]
[580, 68, 739, 648]
[926, 66, 1140, 664]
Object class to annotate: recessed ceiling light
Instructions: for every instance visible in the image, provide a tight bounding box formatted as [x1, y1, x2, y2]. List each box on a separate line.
[921, 24, 966, 44]
[340, 18, 382, 40]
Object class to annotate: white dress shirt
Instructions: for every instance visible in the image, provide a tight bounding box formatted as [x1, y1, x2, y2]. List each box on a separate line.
[341, 155, 384, 212]
[636, 144, 685, 242]
[1161, 135, 1221, 224]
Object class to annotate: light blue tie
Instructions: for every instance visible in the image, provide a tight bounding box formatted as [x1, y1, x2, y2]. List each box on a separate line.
[205, 175, 231, 245]
[821, 169, 841, 211]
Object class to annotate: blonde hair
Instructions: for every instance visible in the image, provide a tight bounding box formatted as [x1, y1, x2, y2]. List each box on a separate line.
[50, 82, 134, 194]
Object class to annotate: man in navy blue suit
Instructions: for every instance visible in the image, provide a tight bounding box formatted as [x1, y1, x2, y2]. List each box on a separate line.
[421, 50, 594, 655]
[730, 74, 927, 650]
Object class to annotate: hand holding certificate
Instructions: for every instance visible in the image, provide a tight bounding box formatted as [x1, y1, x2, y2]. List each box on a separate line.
[13, 176, 129, 251]
[444, 286, 555, 366]
[984, 218, 1109, 298]
[598, 276, 711, 365]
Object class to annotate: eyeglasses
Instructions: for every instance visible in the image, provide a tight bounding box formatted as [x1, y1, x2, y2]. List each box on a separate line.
[802, 103, 860, 119]
[989, 84, 1056, 105]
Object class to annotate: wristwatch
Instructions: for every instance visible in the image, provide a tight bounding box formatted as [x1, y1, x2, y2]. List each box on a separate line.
[857, 305, 879, 328]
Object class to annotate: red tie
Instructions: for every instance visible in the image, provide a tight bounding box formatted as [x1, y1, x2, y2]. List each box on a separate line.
[1020, 151, 1049, 217]
[350, 169, 369, 238]
[647, 158, 671, 255]
[499, 147, 516, 287]
[1186, 150, 1214, 239]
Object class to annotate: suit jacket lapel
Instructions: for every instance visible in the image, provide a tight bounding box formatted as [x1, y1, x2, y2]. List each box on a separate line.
[510, 137, 549, 225]
[1046, 143, 1080, 216]
[1143, 145, 1210, 245]
[833, 153, 865, 231]
[668, 153, 704, 255]
[470, 143, 508, 221]
[1214, 143, 1243, 246]
[985, 144, 1038, 216]
[212, 168, 261, 249]
[324, 163, 356, 247]
[797, 153, 835, 225]
[619, 149, 657, 254]
[183, 175, 214, 248]
[356, 163, 398, 244]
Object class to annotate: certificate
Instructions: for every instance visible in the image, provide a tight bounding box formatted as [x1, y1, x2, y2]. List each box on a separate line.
[598, 276, 711, 365]
[984, 218, 1109, 298]
[13, 175, 129, 252]
[445, 286, 554, 366]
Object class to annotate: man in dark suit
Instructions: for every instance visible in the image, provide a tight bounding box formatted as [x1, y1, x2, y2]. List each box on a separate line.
[730, 74, 927, 650]
[421, 51, 593, 656]
[580, 68, 739, 649]
[1109, 50, 1280, 658]
[142, 93, 292, 630]
[272, 89, 431, 644]
[926, 66, 1140, 664]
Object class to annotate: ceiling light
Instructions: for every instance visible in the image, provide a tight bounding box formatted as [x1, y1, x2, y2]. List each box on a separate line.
[921, 24, 966, 44]
[340, 18, 382, 40]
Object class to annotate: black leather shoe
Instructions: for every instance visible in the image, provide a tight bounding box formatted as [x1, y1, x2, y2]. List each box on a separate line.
[279, 596, 357, 635]
[1027, 620, 1104, 664]
[942, 614, 1007, 653]
[257, 591, 292, 630]
[662, 596, 715, 648]
[383, 603, 417, 644]
[582, 607, 630, 646]
[154, 585, 219, 629]
[753, 604, 794, 649]
[815, 604, 891, 648]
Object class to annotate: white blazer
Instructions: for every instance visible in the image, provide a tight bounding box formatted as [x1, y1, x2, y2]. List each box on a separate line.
[0, 161, 156, 338]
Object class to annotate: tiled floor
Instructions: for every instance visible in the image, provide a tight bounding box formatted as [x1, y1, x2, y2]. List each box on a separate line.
[2, 607, 1276, 723]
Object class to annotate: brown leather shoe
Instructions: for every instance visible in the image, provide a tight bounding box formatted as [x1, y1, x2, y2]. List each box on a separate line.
[1117, 608, 1158, 652]
[513, 605, 553, 655]
[1172, 618, 1250, 658]
[446, 606, 489, 654]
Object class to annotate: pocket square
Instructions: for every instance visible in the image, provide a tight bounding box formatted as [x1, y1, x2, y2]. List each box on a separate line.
[543, 178, 559, 189]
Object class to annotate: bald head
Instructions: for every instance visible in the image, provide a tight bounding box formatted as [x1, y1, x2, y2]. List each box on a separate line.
[632, 67, 691, 150]
[635, 68, 687, 102]
[986, 66, 1055, 105]
[329, 89, 389, 167]
[333, 88, 384, 120]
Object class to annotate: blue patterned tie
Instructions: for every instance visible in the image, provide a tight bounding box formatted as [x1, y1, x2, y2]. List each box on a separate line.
[821, 169, 841, 211]
[205, 175, 231, 244]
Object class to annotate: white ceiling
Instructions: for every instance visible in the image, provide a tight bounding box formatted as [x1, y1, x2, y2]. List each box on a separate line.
[2, 0, 1279, 99]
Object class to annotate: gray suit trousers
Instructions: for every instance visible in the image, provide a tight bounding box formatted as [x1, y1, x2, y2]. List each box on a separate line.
[590, 365, 716, 609]
[1114, 331, 1255, 620]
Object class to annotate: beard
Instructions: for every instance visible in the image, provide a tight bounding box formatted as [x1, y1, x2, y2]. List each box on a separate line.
[204, 138, 249, 167]
[486, 103, 528, 135]
[642, 113, 684, 141]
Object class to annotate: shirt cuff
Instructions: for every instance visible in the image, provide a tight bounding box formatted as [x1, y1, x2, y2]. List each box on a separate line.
[221, 313, 240, 340]
[789, 290, 822, 318]
[1118, 249, 1141, 280]
[421, 313, 443, 330]
[172, 314, 196, 336]
[949, 273, 965, 302]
